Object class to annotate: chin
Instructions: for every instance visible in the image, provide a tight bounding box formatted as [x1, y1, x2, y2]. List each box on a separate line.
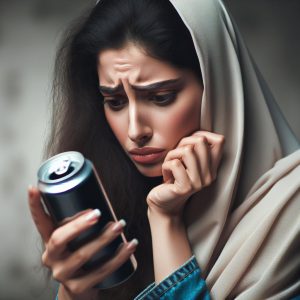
[136, 164, 163, 177]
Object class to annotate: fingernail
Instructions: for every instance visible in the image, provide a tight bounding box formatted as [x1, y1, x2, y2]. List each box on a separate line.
[85, 209, 101, 221]
[127, 238, 139, 250]
[112, 219, 126, 232]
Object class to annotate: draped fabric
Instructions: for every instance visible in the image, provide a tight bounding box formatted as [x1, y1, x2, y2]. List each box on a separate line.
[168, 0, 300, 299]
[95, 0, 300, 298]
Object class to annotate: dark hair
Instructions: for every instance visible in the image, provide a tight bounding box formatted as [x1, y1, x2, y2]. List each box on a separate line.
[46, 0, 202, 298]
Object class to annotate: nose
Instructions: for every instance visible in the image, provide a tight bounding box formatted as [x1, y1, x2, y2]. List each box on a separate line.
[127, 103, 152, 145]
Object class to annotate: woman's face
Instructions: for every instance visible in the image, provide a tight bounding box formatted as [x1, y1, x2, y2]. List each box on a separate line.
[97, 43, 203, 177]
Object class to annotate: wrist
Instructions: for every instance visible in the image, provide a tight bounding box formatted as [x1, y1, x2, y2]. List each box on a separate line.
[147, 207, 185, 230]
[147, 208, 192, 284]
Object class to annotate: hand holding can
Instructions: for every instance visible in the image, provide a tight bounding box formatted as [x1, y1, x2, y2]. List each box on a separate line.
[28, 151, 138, 297]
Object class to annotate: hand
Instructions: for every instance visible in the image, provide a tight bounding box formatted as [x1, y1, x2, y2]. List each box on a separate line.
[146, 130, 225, 219]
[28, 187, 138, 299]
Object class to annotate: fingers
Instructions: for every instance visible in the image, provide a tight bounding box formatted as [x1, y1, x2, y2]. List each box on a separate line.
[46, 209, 102, 260]
[28, 186, 55, 244]
[29, 187, 138, 296]
[176, 131, 225, 179]
[192, 131, 225, 179]
[43, 213, 138, 295]
[51, 219, 127, 280]
[194, 141, 212, 185]
[162, 159, 193, 196]
[62, 240, 138, 295]
[162, 130, 224, 194]
[163, 146, 202, 189]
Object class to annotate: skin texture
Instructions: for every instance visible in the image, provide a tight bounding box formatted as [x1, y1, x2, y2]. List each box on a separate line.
[97, 43, 225, 218]
[98, 43, 204, 177]
[98, 43, 226, 283]
[27, 42, 225, 298]
[28, 187, 137, 298]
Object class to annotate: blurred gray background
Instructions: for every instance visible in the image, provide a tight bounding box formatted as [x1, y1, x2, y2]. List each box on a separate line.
[0, 1, 299, 299]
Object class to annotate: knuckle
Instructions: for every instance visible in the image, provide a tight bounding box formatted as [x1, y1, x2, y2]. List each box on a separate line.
[65, 281, 83, 295]
[164, 154, 170, 162]
[162, 160, 172, 169]
[198, 136, 207, 143]
[52, 268, 63, 282]
[50, 231, 63, 249]
[171, 159, 181, 167]
[164, 150, 174, 161]
[194, 143, 204, 154]
[74, 249, 88, 263]
[194, 142, 202, 150]
[192, 131, 201, 137]
[218, 135, 225, 144]
[205, 174, 212, 184]
[183, 145, 194, 154]
[192, 179, 202, 190]
[177, 137, 188, 146]
[41, 251, 49, 267]
[203, 176, 212, 187]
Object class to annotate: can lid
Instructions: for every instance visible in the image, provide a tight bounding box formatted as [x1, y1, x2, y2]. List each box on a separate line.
[37, 151, 85, 184]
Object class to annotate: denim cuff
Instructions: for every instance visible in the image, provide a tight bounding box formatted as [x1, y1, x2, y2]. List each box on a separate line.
[56, 256, 210, 300]
[134, 255, 206, 300]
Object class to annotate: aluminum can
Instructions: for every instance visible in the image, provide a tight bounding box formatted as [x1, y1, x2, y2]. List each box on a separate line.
[37, 151, 137, 289]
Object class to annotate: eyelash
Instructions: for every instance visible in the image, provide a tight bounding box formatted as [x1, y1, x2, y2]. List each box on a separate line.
[103, 92, 177, 111]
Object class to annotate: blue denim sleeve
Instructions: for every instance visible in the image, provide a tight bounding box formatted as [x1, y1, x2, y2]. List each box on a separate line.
[55, 256, 210, 300]
[134, 255, 211, 300]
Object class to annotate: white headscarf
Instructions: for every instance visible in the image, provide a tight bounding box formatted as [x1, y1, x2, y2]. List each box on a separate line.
[168, 0, 300, 299]
[95, 0, 300, 298]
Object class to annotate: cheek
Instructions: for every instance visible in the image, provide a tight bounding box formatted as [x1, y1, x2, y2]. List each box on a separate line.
[104, 111, 128, 145]
[162, 100, 201, 143]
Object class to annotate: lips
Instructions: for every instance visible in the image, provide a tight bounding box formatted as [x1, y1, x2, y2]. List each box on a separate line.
[129, 147, 165, 164]
[129, 147, 165, 155]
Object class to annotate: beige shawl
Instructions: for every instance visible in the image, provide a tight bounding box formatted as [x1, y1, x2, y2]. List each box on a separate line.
[168, 0, 300, 299]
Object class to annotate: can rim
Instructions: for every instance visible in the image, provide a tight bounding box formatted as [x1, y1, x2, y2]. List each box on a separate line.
[37, 151, 85, 184]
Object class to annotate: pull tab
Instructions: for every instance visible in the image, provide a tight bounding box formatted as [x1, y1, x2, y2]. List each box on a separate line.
[49, 157, 72, 179]
[54, 158, 72, 175]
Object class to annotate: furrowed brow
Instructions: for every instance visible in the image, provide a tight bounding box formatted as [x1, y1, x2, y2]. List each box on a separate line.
[99, 78, 183, 95]
[131, 78, 183, 91]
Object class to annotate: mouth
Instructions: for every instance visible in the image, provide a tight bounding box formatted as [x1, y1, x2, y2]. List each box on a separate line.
[129, 148, 166, 164]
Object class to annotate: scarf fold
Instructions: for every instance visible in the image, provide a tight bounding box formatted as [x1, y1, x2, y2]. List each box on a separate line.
[169, 0, 300, 299]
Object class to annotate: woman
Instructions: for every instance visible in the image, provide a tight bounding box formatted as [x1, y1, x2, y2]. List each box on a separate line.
[28, 0, 300, 299]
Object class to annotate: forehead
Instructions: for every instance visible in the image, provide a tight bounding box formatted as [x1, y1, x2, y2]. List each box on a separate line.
[97, 43, 182, 85]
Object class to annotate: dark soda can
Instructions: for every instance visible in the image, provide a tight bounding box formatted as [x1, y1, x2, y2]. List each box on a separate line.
[37, 151, 137, 289]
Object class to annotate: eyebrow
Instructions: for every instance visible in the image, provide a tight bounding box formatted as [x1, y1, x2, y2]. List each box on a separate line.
[99, 78, 184, 95]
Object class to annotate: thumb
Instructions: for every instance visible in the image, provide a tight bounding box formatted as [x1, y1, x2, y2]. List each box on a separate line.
[28, 186, 55, 244]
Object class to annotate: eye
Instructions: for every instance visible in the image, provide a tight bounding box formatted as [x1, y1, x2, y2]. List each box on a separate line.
[103, 98, 127, 111]
[149, 92, 177, 106]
